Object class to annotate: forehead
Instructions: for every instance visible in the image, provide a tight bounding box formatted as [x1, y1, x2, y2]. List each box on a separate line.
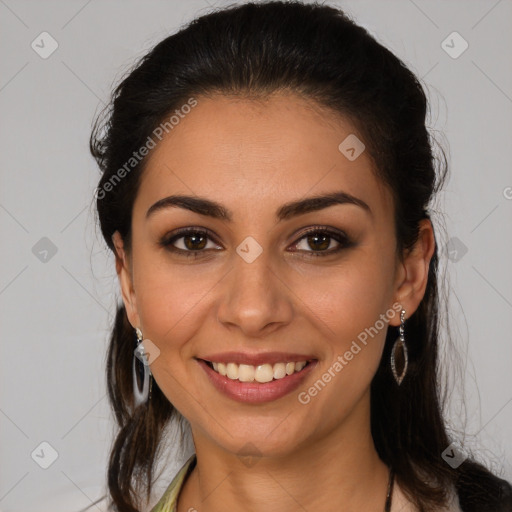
[134, 93, 393, 223]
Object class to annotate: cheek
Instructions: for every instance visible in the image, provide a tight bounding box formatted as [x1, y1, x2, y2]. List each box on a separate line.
[133, 260, 213, 347]
[297, 267, 391, 415]
[295, 253, 393, 391]
[295, 253, 392, 342]
[132, 259, 219, 414]
[131, 250, 224, 377]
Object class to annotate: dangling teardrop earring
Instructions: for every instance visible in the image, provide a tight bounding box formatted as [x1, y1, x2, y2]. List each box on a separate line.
[391, 309, 408, 385]
[133, 327, 153, 407]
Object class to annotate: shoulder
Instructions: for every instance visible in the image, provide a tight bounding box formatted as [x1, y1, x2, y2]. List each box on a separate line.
[151, 454, 197, 512]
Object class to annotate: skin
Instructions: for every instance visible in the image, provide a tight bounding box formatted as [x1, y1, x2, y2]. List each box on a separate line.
[112, 92, 435, 512]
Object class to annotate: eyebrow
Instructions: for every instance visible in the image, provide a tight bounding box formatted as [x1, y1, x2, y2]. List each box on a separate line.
[145, 190, 372, 222]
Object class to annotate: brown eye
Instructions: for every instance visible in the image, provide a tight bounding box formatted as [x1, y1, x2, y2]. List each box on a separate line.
[291, 227, 353, 257]
[181, 232, 208, 250]
[160, 228, 221, 257]
[304, 233, 331, 251]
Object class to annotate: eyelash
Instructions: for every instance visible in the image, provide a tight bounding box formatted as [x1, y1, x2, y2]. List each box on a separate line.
[159, 226, 354, 259]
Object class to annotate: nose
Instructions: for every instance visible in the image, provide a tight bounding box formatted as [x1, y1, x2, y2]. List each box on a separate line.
[216, 243, 294, 337]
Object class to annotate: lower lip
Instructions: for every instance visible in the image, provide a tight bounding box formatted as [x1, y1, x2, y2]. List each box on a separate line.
[197, 359, 317, 404]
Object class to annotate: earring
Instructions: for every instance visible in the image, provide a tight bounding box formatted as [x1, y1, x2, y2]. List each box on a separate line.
[391, 309, 408, 385]
[133, 327, 153, 407]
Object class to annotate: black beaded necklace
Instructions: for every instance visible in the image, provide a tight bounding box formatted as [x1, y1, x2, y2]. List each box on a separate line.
[384, 468, 395, 512]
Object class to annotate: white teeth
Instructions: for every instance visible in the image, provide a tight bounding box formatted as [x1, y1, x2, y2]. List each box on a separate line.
[273, 362, 286, 379]
[295, 361, 307, 372]
[226, 362, 238, 380]
[208, 360, 310, 382]
[217, 362, 227, 376]
[255, 364, 274, 383]
[238, 364, 255, 382]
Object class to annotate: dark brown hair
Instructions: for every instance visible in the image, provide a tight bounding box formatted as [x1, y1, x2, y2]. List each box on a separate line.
[88, 2, 512, 511]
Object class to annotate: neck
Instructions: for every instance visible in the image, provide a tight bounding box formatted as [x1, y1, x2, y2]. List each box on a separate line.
[177, 391, 391, 512]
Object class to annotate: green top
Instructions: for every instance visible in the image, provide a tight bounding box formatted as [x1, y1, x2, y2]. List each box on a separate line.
[150, 454, 197, 512]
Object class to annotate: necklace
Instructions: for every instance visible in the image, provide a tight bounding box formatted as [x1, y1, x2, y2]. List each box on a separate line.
[384, 467, 395, 512]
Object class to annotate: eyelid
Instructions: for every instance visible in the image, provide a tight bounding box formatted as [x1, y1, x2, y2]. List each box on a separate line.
[159, 226, 222, 248]
[292, 225, 349, 241]
[289, 225, 352, 254]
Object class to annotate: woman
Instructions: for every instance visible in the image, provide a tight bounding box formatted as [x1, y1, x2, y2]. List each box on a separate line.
[89, 2, 512, 511]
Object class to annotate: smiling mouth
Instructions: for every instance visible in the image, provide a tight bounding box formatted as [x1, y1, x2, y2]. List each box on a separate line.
[201, 359, 315, 383]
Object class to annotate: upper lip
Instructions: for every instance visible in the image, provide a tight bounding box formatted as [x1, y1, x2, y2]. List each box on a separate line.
[198, 352, 316, 366]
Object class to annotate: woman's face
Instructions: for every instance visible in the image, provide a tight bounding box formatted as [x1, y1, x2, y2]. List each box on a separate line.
[113, 92, 431, 459]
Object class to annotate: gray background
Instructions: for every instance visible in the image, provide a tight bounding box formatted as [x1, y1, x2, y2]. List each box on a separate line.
[1, 0, 511, 510]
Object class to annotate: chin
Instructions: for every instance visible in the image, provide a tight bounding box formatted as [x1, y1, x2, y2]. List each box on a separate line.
[214, 422, 309, 459]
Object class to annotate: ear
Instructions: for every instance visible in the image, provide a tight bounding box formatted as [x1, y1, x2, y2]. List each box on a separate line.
[388, 218, 436, 327]
[112, 230, 140, 328]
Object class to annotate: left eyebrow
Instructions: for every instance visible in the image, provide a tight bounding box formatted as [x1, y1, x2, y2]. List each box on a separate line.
[276, 190, 372, 221]
[145, 190, 372, 222]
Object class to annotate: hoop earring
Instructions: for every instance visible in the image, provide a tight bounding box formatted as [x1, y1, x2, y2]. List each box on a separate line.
[133, 327, 153, 407]
[391, 309, 408, 385]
